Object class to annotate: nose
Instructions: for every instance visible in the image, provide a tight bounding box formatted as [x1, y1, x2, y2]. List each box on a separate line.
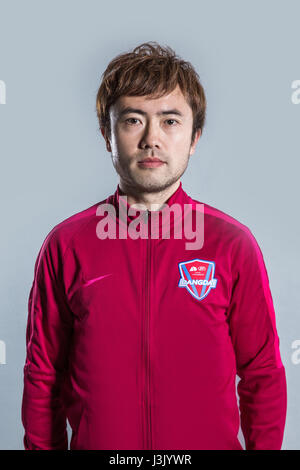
[139, 121, 161, 150]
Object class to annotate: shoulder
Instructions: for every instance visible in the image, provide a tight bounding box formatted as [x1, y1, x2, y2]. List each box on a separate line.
[33, 198, 107, 275]
[191, 196, 264, 261]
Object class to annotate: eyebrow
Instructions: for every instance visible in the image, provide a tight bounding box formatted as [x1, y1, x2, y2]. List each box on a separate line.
[118, 106, 184, 118]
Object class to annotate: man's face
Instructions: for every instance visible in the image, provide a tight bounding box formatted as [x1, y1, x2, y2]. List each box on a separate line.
[102, 84, 201, 193]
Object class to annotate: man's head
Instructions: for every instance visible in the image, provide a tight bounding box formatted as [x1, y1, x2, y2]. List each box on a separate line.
[96, 42, 206, 194]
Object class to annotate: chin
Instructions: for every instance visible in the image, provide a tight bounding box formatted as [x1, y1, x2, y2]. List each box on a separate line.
[133, 177, 175, 194]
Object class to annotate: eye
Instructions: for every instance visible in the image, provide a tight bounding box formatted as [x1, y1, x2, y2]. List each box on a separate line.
[125, 118, 140, 125]
[166, 119, 178, 126]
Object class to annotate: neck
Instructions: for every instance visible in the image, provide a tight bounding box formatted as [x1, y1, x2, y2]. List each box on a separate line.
[118, 180, 181, 211]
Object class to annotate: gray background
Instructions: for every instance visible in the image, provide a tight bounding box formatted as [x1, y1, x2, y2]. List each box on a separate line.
[0, 0, 299, 450]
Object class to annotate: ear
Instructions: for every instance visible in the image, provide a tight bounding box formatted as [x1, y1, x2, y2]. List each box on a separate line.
[189, 128, 202, 156]
[100, 126, 112, 152]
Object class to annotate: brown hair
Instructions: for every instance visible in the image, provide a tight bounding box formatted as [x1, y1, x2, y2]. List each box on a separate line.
[96, 41, 207, 144]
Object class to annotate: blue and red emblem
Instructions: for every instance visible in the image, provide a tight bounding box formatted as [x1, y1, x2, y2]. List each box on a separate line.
[178, 258, 217, 301]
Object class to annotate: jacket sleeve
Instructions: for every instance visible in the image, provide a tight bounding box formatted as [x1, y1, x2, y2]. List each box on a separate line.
[22, 231, 74, 450]
[227, 229, 287, 450]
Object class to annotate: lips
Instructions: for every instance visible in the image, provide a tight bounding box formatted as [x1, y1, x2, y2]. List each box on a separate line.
[137, 157, 166, 168]
[138, 157, 164, 163]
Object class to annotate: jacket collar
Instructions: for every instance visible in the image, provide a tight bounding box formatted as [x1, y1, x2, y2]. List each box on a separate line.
[105, 181, 196, 235]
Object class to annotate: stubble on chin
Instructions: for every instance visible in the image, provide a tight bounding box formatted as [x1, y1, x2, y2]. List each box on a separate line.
[125, 168, 187, 194]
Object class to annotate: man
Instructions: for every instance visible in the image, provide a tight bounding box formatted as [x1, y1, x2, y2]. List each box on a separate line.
[22, 42, 287, 450]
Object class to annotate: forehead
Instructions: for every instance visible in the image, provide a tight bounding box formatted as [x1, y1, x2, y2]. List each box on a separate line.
[111, 84, 192, 115]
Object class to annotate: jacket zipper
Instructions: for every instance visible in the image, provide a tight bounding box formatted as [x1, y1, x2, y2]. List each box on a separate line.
[144, 210, 152, 449]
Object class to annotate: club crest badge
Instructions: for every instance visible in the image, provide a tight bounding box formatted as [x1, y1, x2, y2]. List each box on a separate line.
[178, 258, 218, 301]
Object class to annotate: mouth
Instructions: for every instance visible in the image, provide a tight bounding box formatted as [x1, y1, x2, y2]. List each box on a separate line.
[137, 157, 166, 168]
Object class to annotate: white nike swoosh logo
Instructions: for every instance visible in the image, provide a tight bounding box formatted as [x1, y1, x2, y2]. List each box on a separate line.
[82, 273, 112, 287]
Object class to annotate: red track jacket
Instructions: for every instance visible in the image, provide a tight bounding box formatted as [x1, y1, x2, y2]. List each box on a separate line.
[22, 182, 287, 450]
